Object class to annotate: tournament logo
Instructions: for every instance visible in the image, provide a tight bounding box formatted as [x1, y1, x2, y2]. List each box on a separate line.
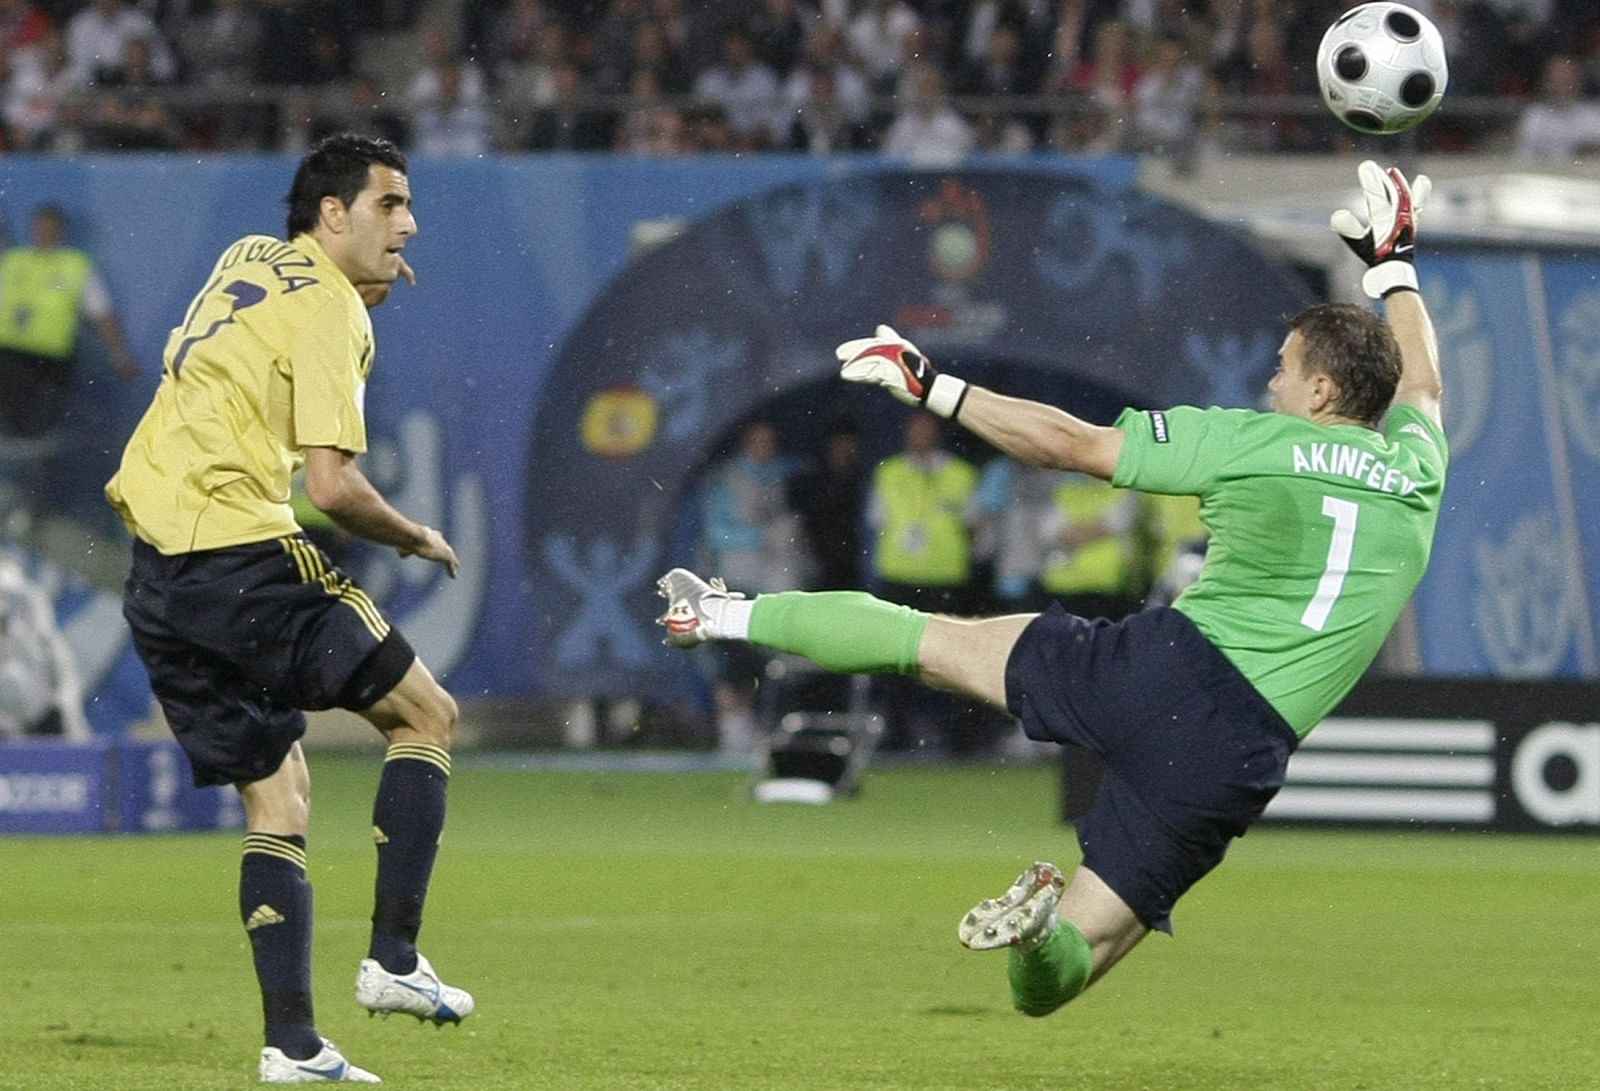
[895, 178, 1006, 344]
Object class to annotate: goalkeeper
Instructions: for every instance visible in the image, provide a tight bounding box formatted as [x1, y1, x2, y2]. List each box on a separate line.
[658, 162, 1448, 1015]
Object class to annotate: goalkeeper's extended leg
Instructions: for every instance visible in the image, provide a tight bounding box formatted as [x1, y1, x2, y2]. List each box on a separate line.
[655, 568, 1036, 708]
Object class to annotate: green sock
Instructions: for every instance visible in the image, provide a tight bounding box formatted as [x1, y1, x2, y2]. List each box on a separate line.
[1006, 920, 1093, 1017]
[747, 592, 928, 675]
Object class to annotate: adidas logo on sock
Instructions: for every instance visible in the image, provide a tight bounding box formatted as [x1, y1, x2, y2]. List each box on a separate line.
[246, 904, 286, 931]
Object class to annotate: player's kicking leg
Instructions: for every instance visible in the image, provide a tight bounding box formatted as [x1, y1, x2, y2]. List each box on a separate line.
[352, 658, 475, 1026]
[958, 863, 1147, 1017]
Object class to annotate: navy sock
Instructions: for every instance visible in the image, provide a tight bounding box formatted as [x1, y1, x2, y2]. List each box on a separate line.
[368, 743, 451, 975]
[240, 833, 319, 1060]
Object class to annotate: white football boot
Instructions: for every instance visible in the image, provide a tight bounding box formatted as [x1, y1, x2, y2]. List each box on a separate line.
[958, 862, 1066, 951]
[655, 568, 744, 648]
[259, 1038, 380, 1083]
[356, 952, 475, 1026]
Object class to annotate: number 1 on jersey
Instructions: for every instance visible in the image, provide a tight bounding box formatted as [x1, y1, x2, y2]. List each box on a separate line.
[1301, 495, 1359, 632]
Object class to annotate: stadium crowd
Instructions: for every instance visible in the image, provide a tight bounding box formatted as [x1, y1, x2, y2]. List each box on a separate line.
[1, 0, 1597, 158]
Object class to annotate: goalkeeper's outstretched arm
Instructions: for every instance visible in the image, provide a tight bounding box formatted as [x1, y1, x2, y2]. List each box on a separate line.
[835, 323, 1125, 481]
[1331, 160, 1443, 432]
[948, 386, 1125, 481]
[1384, 289, 1443, 431]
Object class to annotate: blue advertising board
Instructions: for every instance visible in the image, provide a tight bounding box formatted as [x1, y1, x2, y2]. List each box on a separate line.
[0, 155, 1595, 723]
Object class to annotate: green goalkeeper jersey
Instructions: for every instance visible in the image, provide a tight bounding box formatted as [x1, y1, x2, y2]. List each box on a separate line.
[1112, 404, 1448, 737]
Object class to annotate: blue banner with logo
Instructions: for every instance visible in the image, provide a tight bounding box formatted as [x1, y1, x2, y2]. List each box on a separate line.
[1414, 253, 1600, 676]
[0, 156, 1596, 723]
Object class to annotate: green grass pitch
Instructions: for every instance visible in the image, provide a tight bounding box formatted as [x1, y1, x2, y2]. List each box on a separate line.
[4, 757, 1597, 1090]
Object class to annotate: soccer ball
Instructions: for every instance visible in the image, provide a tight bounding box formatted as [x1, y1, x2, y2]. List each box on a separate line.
[1316, 2, 1448, 134]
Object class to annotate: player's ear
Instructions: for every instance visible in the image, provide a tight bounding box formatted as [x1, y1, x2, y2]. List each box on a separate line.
[1311, 372, 1340, 414]
[319, 194, 348, 234]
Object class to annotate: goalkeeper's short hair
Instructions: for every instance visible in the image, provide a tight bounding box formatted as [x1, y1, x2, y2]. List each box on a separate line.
[1288, 303, 1403, 427]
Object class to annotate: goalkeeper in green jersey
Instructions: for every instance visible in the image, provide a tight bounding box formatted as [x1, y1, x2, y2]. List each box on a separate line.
[657, 161, 1448, 1016]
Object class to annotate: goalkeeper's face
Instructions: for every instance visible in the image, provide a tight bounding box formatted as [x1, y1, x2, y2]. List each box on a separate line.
[1268, 331, 1324, 420]
[340, 164, 416, 286]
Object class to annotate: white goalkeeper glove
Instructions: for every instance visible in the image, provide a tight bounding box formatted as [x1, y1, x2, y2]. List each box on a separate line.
[835, 324, 969, 419]
[1332, 159, 1432, 300]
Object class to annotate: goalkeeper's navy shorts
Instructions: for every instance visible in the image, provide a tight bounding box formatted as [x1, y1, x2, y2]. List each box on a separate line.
[123, 536, 416, 787]
[1005, 604, 1298, 933]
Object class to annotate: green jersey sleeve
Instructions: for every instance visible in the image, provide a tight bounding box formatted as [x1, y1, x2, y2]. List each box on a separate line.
[1111, 405, 1250, 496]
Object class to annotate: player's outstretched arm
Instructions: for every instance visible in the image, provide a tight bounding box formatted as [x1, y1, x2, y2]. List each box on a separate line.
[1332, 160, 1443, 431]
[303, 445, 460, 577]
[836, 325, 1124, 480]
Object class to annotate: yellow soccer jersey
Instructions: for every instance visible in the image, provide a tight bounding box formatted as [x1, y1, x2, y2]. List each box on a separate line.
[106, 234, 375, 554]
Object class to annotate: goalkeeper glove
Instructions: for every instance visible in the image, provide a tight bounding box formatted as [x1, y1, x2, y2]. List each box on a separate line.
[836, 324, 969, 419]
[1332, 159, 1432, 300]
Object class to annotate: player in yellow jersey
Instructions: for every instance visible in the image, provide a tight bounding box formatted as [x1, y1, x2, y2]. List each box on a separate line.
[107, 134, 471, 1084]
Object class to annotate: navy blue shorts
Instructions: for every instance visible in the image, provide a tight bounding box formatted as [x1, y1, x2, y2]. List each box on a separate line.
[123, 536, 415, 787]
[1005, 605, 1297, 933]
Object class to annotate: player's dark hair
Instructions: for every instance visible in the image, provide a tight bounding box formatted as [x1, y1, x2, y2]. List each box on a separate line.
[1288, 303, 1403, 427]
[284, 133, 408, 238]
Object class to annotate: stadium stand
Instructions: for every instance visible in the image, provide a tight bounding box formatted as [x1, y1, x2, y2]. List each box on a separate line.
[0, 0, 1595, 157]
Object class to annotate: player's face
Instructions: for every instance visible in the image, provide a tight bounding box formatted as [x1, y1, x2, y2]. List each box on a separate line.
[1268, 330, 1318, 419]
[343, 165, 416, 285]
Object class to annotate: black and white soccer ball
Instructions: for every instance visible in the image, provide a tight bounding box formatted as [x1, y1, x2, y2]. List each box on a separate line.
[1317, 2, 1448, 134]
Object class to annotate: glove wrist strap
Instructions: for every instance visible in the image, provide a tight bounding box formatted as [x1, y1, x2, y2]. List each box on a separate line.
[1363, 261, 1418, 299]
[924, 373, 968, 420]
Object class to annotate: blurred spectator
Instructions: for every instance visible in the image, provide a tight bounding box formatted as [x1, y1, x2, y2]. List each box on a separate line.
[0, 549, 90, 740]
[614, 69, 685, 154]
[882, 63, 974, 165]
[590, 0, 648, 93]
[413, 57, 493, 155]
[65, 0, 174, 86]
[0, 204, 138, 527]
[701, 420, 805, 593]
[1037, 471, 1139, 621]
[787, 418, 867, 590]
[784, 22, 870, 124]
[176, 0, 262, 88]
[649, 0, 723, 75]
[788, 63, 873, 152]
[1220, 14, 1309, 151]
[969, 457, 1069, 614]
[970, 108, 1034, 153]
[868, 412, 978, 614]
[0, 0, 50, 56]
[747, 0, 815, 78]
[628, 20, 692, 94]
[524, 60, 614, 150]
[497, 18, 570, 108]
[408, 24, 486, 113]
[867, 412, 982, 753]
[1065, 16, 1140, 115]
[699, 419, 804, 753]
[1130, 31, 1203, 155]
[848, 0, 921, 93]
[82, 35, 180, 149]
[693, 27, 784, 149]
[681, 101, 734, 151]
[484, 0, 555, 76]
[311, 76, 409, 150]
[956, 21, 1034, 98]
[4, 26, 80, 150]
[254, 0, 353, 85]
[1515, 53, 1600, 160]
